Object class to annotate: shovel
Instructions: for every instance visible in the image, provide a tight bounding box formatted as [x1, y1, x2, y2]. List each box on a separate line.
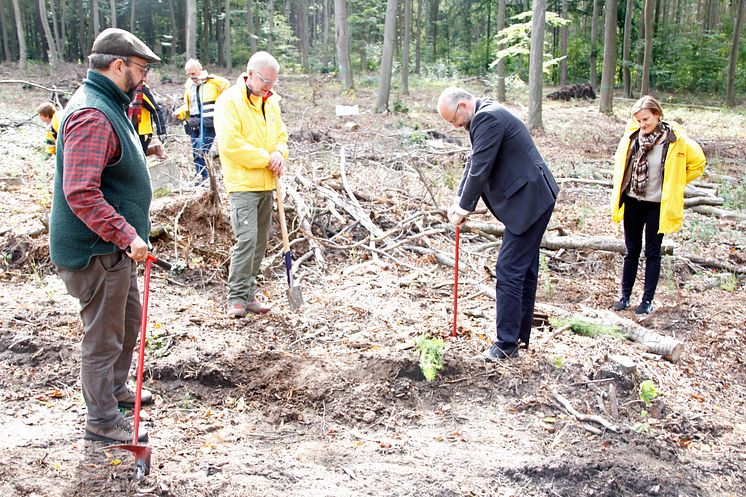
[452, 226, 460, 337]
[111, 253, 171, 480]
[275, 178, 303, 311]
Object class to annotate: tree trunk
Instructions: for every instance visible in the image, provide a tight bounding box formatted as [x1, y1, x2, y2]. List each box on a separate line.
[599, 0, 617, 114]
[726, 0, 745, 107]
[299, 0, 309, 71]
[528, 0, 546, 130]
[622, 0, 633, 97]
[0, 0, 10, 61]
[225, 0, 232, 71]
[38, 0, 59, 66]
[414, 0, 422, 74]
[334, 0, 353, 89]
[430, 0, 439, 60]
[129, 0, 135, 31]
[641, 0, 653, 95]
[52, 0, 63, 59]
[168, 0, 177, 55]
[559, 0, 568, 86]
[375, 0, 398, 112]
[589, 0, 599, 90]
[109, 0, 116, 27]
[267, 0, 274, 53]
[322, 0, 329, 68]
[11, 0, 24, 69]
[92, 0, 99, 35]
[60, 0, 67, 59]
[246, 0, 256, 54]
[402, 0, 411, 95]
[186, 0, 197, 60]
[496, 0, 506, 101]
[202, 0, 210, 61]
[216, 0, 224, 65]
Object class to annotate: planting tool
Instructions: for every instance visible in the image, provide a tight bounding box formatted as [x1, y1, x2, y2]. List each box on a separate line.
[111, 253, 171, 480]
[275, 178, 303, 311]
[452, 226, 460, 337]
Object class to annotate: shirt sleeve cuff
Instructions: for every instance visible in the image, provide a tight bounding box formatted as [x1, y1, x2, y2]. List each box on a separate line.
[112, 225, 139, 251]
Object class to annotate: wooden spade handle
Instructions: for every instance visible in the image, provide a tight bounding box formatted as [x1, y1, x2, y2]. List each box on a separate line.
[275, 178, 291, 253]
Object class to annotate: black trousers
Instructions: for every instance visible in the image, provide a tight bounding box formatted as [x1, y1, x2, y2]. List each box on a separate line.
[620, 194, 664, 302]
[495, 204, 554, 348]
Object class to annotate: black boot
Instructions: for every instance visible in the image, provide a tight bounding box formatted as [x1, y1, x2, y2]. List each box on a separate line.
[612, 295, 630, 311]
[635, 299, 654, 314]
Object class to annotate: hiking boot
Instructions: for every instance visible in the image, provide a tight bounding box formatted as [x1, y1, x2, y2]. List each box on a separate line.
[612, 296, 630, 311]
[481, 342, 520, 362]
[84, 417, 148, 444]
[116, 388, 154, 409]
[227, 303, 247, 318]
[245, 301, 270, 315]
[635, 299, 654, 315]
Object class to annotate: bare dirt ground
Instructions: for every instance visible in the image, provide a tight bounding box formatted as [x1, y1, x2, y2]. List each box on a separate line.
[1, 63, 745, 497]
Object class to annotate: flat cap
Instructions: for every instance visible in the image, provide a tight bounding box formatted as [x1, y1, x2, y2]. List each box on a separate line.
[91, 28, 161, 63]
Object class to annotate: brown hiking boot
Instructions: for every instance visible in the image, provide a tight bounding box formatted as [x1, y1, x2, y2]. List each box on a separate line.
[84, 417, 148, 444]
[245, 301, 270, 315]
[116, 388, 154, 408]
[227, 302, 247, 318]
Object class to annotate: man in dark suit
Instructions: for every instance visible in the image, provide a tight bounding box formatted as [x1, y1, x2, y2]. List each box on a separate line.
[437, 87, 559, 361]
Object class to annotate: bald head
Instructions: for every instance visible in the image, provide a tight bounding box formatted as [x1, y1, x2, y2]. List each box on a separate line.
[437, 87, 476, 130]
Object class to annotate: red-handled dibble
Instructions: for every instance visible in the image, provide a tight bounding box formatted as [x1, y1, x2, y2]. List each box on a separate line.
[110, 253, 170, 480]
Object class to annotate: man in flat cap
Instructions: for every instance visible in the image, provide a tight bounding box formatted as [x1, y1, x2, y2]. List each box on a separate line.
[49, 28, 161, 444]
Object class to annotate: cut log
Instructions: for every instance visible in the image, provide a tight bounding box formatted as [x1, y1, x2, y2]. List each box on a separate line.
[683, 196, 724, 207]
[479, 287, 685, 362]
[688, 205, 746, 220]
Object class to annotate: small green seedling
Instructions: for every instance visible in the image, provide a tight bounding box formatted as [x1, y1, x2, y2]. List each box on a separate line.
[553, 356, 565, 368]
[416, 335, 445, 382]
[634, 380, 659, 433]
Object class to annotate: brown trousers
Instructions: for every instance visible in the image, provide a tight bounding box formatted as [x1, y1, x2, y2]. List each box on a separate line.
[58, 252, 141, 429]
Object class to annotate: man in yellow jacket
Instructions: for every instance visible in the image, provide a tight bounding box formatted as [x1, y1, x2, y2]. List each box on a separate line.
[214, 51, 288, 318]
[36, 102, 60, 156]
[173, 59, 229, 182]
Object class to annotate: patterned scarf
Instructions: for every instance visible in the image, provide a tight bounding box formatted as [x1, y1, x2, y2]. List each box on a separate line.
[630, 122, 666, 196]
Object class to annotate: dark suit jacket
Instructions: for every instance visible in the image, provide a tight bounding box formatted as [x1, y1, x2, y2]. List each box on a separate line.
[457, 98, 559, 235]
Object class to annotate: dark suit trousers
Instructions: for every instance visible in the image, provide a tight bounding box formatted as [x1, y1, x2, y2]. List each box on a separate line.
[495, 204, 554, 348]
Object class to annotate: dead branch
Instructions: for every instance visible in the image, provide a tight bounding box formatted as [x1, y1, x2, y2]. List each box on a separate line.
[551, 390, 620, 432]
[683, 196, 724, 207]
[677, 255, 746, 275]
[0, 79, 74, 95]
[687, 205, 746, 220]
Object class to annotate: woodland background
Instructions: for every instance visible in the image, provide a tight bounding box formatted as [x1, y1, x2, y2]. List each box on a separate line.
[1, 0, 744, 112]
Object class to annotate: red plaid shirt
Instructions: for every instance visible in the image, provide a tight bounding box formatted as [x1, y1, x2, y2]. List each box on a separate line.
[61, 109, 137, 249]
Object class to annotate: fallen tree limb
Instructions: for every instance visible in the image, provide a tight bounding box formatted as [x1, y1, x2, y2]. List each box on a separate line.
[683, 196, 724, 207]
[477, 286, 684, 362]
[687, 205, 746, 220]
[551, 390, 620, 433]
[677, 254, 746, 274]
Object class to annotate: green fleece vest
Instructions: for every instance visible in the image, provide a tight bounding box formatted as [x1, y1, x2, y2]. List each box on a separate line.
[50, 70, 151, 270]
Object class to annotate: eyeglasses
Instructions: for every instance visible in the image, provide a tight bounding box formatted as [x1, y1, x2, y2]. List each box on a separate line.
[449, 103, 461, 125]
[255, 70, 278, 86]
[127, 59, 151, 75]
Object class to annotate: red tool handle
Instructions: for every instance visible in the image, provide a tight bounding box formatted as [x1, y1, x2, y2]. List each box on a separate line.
[452, 226, 460, 337]
[131, 255, 155, 444]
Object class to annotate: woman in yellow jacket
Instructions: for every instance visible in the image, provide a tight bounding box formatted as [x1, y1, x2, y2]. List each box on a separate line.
[610, 95, 706, 314]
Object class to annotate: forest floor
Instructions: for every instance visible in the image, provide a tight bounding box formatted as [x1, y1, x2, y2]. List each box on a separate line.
[1, 63, 745, 497]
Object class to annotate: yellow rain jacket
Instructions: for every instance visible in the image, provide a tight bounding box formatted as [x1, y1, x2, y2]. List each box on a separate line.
[45, 112, 60, 155]
[611, 120, 706, 234]
[214, 75, 289, 193]
[174, 74, 230, 126]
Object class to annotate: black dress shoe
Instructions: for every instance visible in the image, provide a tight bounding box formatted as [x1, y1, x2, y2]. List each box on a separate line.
[612, 296, 630, 311]
[481, 342, 520, 362]
[635, 299, 654, 314]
